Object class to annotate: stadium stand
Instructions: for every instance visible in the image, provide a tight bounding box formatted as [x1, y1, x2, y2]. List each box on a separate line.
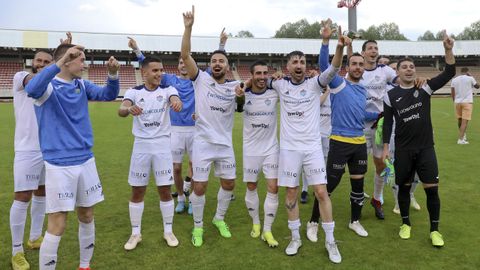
[0, 61, 23, 96]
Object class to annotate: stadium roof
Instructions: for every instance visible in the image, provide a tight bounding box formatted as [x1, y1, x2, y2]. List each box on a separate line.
[1, 28, 480, 57]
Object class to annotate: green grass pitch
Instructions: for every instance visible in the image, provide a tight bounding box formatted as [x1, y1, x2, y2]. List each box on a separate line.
[0, 97, 479, 269]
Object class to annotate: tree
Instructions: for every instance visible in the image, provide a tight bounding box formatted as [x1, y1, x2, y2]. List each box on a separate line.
[358, 22, 408, 40]
[235, 30, 254, 38]
[273, 19, 338, 39]
[418, 30, 437, 41]
[457, 20, 480, 40]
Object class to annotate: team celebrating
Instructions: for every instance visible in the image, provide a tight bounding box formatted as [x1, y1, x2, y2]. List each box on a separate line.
[9, 5, 457, 270]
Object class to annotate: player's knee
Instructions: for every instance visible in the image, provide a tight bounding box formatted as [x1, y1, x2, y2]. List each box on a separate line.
[285, 187, 298, 200]
[131, 186, 146, 202]
[220, 179, 235, 191]
[14, 191, 33, 202]
[47, 213, 68, 236]
[314, 186, 329, 201]
[173, 164, 182, 175]
[266, 181, 278, 194]
[246, 182, 257, 191]
[157, 186, 172, 201]
[77, 207, 94, 223]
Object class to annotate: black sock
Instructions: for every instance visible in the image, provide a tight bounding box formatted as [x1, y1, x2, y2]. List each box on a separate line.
[310, 197, 320, 223]
[185, 176, 192, 182]
[398, 184, 411, 226]
[424, 186, 440, 232]
[350, 178, 364, 222]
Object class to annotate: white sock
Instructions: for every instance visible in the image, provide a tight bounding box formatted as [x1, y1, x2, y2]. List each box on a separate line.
[392, 185, 399, 208]
[129, 201, 144, 235]
[410, 178, 419, 197]
[39, 232, 61, 270]
[190, 192, 205, 228]
[178, 194, 186, 203]
[30, 195, 46, 241]
[159, 200, 174, 234]
[373, 173, 384, 203]
[245, 189, 260, 225]
[78, 221, 95, 269]
[263, 192, 278, 232]
[183, 180, 191, 193]
[302, 178, 308, 192]
[321, 221, 335, 243]
[10, 200, 29, 255]
[287, 219, 301, 240]
[214, 188, 232, 221]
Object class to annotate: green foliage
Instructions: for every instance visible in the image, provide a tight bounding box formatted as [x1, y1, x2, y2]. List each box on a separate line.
[456, 20, 480, 40]
[274, 18, 338, 39]
[0, 99, 479, 269]
[359, 22, 408, 40]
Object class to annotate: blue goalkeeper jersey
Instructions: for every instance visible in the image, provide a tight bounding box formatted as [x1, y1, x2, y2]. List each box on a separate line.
[161, 74, 195, 127]
[25, 64, 119, 166]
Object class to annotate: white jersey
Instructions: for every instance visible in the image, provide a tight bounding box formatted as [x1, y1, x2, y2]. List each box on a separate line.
[319, 92, 331, 137]
[360, 64, 397, 115]
[124, 84, 178, 153]
[271, 76, 324, 151]
[13, 71, 41, 152]
[192, 70, 239, 147]
[243, 88, 279, 156]
[451, 75, 477, 103]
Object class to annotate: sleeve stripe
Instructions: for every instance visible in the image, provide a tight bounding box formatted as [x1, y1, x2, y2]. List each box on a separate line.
[33, 83, 53, 106]
[330, 80, 346, 94]
[423, 84, 433, 95]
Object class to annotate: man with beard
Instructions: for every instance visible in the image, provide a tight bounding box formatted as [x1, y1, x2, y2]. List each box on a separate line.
[382, 31, 455, 247]
[317, 20, 379, 239]
[10, 32, 71, 270]
[268, 27, 348, 263]
[236, 60, 280, 248]
[127, 31, 228, 215]
[348, 39, 397, 219]
[180, 6, 240, 247]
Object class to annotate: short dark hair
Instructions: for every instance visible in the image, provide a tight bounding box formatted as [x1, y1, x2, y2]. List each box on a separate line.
[53, 44, 77, 61]
[286, 51, 305, 61]
[250, 60, 268, 74]
[362, 40, 377, 52]
[211, 50, 228, 59]
[461, 67, 469, 73]
[141, 56, 162, 68]
[348, 52, 364, 64]
[34, 50, 52, 59]
[396, 57, 415, 70]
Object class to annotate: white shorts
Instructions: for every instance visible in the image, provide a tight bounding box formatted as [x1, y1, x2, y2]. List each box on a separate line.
[321, 136, 330, 160]
[128, 152, 174, 187]
[278, 149, 327, 188]
[365, 127, 383, 158]
[44, 158, 104, 213]
[192, 140, 236, 182]
[243, 152, 279, 182]
[14, 151, 46, 192]
[171, 129, 194, 163]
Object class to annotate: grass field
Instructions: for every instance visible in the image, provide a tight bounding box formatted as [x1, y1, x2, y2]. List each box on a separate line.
[0, 97, 479, 269]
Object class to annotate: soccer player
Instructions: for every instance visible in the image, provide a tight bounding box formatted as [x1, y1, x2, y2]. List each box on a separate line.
[127, 30, 228, 214]
[180, 6, 240, 247]
[348, 38, 397, 219]
[10, 49, 53, 270]
[267, 27, 347, 263]
[119, 56, 182, 250]
[25, 44, 120, 270]
[382, 31, 455, 247]
[318, 20, 379, 238]
[236, 60, 280, 247]
[451, 67, 479, 144]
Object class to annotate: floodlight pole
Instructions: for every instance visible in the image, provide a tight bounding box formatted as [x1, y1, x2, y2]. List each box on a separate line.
[348, 6, 357, 32]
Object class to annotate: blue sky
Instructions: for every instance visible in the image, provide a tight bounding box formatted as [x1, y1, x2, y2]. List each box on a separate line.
[0, 0, 477, 40]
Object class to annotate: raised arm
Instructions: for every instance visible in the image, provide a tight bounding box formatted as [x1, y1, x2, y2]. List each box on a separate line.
[318, 25, 349, 88]
[128, 37, 145, 63]
[85, 56, 120, 101]
[427, 31, 456, 91]
[218, 27, 228, 51]
[318, 18, 335, 72]
[180, 5, 199, 80]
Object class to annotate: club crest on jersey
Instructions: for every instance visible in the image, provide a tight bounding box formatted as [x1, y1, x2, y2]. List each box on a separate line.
[156, 95, 164, 102]
[413, 90, 419, 98]
[265, 99, 272, 106]
[300, 89, 306, 96]
[75, 88, 81, 94]
[375, 75, 380, 81]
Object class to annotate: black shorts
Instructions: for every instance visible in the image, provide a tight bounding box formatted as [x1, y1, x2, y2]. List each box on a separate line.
[327, 139, 368, 178]
[394, 147, 439, 185]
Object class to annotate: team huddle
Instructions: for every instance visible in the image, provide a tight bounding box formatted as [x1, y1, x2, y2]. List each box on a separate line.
[9, 6, 456, 270]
